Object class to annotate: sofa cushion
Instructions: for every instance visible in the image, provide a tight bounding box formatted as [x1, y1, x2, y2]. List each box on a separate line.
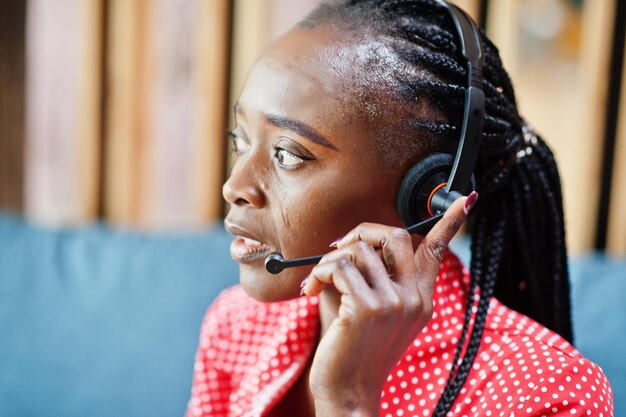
[1, 215, 624, 417]
[0, 212, 238, 417]
[570, 254, 626, 416]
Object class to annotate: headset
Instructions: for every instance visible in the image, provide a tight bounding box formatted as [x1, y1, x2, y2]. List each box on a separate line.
[266, 0, 485, 274]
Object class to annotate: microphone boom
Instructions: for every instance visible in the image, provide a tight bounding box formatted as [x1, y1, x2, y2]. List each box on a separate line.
[264, 213, 444, 274]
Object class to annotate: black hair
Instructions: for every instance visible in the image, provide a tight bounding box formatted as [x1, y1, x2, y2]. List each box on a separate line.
[300, 0, 572, 415]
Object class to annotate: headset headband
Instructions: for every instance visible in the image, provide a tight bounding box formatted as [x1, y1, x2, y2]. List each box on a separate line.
[433, 0, 485, 194]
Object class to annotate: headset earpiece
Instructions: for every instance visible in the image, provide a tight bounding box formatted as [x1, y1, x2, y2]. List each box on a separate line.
[397, 154, 476, 226]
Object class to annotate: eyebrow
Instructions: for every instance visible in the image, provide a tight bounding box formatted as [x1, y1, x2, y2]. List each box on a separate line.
[265, 114, 337, 150]
[234, 103, 338, 151]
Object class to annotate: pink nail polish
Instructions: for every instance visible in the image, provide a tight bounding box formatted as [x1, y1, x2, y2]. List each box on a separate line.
[329, 236, 344, 248]
[300, 277, 309, 296]
[300, 276, 309, 288]
[464, 191, 479, 215]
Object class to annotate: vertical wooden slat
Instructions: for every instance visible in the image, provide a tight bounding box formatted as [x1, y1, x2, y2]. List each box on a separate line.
[25, 0, 103, 225]
[76, 0, 104, 220]
[607, 45, 626, 256]
[148, 0, 197, 227]
[478, 0, 490, 29]
[26, 0, 76, 223]
[224, 0, 269, 207]
[485, 0, 520, 78]
[193, 0, 232, 223]
[570, 0, 616, 252]
[97, 0, 109, 218]
[104, 0, 152, 226]
[0, 1, 26, 212]
[229, 0, 268, 122]
[596, 0, 626, 251]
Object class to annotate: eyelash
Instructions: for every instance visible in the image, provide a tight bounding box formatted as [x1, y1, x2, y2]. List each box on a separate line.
[271, 144, 313, 169]
[228, 130, 313, 169]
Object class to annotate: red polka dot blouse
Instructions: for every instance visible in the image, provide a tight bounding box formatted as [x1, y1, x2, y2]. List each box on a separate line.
[186, 251, 613, 417]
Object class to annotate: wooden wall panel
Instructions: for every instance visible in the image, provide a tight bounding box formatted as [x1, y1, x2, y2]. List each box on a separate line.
[105, 0, 231, 228]
[0, 1, 26, 212]
[25, 0, 103, 225]
[19, 0, 623, 243]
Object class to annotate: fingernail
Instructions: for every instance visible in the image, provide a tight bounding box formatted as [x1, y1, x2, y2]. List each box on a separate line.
[300, 276, 309, 288]
[300, 276, 309, 296]
[464, 191, 479, 215]
[329, 236, 344, 248]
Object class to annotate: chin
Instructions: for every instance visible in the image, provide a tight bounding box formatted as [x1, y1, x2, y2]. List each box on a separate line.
[238, 263, 306, 302]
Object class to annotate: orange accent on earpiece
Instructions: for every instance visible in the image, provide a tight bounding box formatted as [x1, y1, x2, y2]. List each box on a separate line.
[427, 182, 448, 217]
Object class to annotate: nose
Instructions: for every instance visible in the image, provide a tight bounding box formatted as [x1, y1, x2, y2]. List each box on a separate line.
[222, 162, 266, 208]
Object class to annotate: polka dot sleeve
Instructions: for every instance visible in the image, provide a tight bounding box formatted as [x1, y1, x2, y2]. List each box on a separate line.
[514, 355, 614, 416]
[185, 286, 320, 417]
[185, 253, 614, 417]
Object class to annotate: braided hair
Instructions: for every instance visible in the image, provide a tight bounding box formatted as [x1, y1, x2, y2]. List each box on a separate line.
[299, 0, 573, 415]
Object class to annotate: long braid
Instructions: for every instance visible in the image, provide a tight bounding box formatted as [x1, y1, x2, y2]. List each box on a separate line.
[433, 194, 508, 416]
[301, 0, 573, 414]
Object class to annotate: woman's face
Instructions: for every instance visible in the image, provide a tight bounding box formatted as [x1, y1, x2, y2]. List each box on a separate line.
[223, 25, 421, 301]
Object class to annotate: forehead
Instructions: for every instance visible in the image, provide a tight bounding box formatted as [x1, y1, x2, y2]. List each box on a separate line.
[236, 25, 404, 136]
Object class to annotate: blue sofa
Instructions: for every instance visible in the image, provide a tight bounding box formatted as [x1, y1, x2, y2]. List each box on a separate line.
[0, 212, 624, 417]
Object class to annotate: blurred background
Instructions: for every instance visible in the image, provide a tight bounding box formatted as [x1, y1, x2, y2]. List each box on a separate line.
[0, 0, 625, 255]
[0, 1, 625, 416]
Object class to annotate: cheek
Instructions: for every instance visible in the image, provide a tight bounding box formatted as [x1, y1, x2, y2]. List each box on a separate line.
[273, 193, 332, 259]
[275, 175, 401, 259]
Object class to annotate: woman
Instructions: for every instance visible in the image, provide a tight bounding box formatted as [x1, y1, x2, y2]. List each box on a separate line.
[186, 1, 613, 416]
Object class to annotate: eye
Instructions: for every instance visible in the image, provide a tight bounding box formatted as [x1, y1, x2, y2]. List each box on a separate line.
[273, 146, 306, 168]
[228, 131, 249, 155]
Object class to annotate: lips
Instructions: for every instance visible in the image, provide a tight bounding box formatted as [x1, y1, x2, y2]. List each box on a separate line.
[224, 220, 275, 263]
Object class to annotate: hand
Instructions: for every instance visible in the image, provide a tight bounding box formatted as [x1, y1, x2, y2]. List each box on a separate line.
[302, 194, 475, 415]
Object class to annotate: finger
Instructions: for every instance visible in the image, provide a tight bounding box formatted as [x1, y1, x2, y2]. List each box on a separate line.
[415, 192, 477, 296]
[318, 241, 395, 293]
[303, 257, 375, 301]
[333, 223, 417, 285]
